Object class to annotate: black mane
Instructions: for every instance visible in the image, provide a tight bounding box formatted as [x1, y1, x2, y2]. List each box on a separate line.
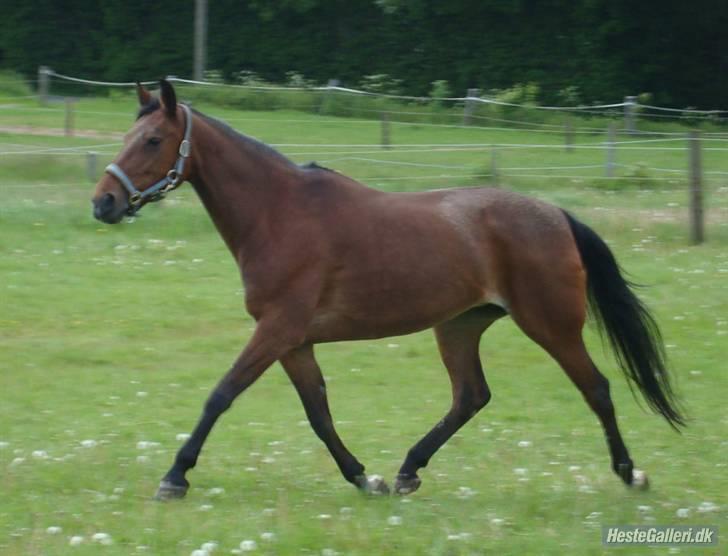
[136, 100, 301, 171]
[137, 99, 161, 119]
[196, 110, 296, 169]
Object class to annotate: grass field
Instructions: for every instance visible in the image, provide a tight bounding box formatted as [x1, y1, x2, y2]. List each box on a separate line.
[1, 93, 727, 555]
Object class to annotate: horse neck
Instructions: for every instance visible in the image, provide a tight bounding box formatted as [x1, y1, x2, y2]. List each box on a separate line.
[186, 114, 298, 256]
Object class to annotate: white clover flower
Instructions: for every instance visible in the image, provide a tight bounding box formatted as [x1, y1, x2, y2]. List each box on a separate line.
[387, 515, 402, 526]
[239, 539, 257, 551]
[46, 526, 62, 535]
[697, 501, 719, 513]
[456, 486, 475, 499]
[69, 535, 84, 546]
[92, 532, 112, 545]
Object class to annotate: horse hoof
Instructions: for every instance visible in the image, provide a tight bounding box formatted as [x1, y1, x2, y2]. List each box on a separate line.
[356, 474, 390, 495]
[631, 469, 649, 491]
[154, 480, 189, 501]
[394, 474, 421, 496]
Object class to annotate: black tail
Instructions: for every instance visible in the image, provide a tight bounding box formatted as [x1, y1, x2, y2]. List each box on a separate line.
[563, 211, 685, 430]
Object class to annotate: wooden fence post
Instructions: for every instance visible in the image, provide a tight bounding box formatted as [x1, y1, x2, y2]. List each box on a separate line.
[490, 146, 498, 186]
[624, 95, 638, 134]
[689, 131, 705, 244]
[64, 98, 75, 137]
[463, 88, 479, 126]
[564, 118, 574, 153]
[86, 152, 98, 182]
[38, 66, 51, 105]
[605, 122, 616, 178]
[381, 112, 391, 149]
[319, 78, 339, 115]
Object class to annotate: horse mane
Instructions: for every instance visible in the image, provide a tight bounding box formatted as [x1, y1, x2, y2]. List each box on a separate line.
[137, 99, 161, 119]
[195, 109, 298, 170]
[300, 161, 335, 172]
[136, 100, 298, 171]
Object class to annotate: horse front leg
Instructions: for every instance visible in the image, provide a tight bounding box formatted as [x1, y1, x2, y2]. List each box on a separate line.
[155, 320, 303, 500]
[280, 345, 389, 495]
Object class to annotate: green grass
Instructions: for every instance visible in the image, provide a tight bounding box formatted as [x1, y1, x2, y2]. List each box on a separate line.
[1, 97, 727, 555]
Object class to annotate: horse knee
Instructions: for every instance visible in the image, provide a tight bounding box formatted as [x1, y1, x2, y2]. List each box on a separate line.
[474, 383, 492, 410]
[204, 390, 233, 416]
[455, 383, 491, 420]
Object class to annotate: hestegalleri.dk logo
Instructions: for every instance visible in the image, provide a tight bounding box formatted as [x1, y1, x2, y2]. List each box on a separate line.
[602, 525, 718, 546]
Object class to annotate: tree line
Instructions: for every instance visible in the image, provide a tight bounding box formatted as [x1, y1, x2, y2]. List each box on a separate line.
[1, 0, 726, 108]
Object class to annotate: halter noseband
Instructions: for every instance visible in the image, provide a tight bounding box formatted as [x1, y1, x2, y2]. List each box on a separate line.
[105, 103, 193, 216]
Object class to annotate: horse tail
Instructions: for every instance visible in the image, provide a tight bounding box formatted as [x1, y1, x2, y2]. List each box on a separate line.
[562, 211, 685, 430]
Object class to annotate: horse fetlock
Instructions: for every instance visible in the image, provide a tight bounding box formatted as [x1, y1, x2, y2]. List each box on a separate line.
[355, 474, 390, 495]
[154, 478, 190, 501]
[394, 473, 422, 495]
[615, 460, 634, 483]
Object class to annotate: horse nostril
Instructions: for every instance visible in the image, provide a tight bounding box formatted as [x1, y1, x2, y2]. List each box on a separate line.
[101, 192, 114, 209]
[93, 193, 116, 220]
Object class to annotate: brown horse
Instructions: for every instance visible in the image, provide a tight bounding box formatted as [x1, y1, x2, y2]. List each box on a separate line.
[92, 80, 683, 500]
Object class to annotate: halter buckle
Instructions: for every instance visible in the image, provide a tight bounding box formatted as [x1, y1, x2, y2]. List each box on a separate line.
[179, 139, 191, 158]
[129, 192, 142, 205]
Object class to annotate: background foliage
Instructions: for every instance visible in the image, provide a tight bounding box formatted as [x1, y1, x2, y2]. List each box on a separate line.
[1, 0, 728, 108]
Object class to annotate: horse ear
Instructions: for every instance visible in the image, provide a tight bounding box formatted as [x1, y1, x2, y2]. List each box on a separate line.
[136, 81, 152, 106]
[159, 79, 177, 119]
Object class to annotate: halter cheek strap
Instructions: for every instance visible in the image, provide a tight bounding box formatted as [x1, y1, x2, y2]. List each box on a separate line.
[105, 103, 193, 216]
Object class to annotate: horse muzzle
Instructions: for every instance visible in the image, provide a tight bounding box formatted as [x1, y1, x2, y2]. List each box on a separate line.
[92, 192, 127, 224]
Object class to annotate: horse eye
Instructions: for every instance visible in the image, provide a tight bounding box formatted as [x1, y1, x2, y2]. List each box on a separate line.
[147, 137, 161, 146]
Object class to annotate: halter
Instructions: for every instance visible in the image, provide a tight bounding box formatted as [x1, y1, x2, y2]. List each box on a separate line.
[105, 103, 193, 216]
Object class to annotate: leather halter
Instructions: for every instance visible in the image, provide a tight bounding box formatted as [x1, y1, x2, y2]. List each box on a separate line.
[105, 103, 192, 216]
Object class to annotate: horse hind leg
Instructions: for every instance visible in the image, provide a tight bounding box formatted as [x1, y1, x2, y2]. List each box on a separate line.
[394, 307, 501, 495]
[547, 339, 646, 488]
[507, 280, 647, 489]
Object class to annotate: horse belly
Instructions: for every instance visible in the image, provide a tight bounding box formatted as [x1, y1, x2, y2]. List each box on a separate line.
[307, 254, 488, 342]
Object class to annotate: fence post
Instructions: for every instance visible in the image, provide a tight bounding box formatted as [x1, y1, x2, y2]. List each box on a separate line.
[381, 112, 391, 149]
[605, 122, 616, 178]
[86, 152, 98, 182]
[490, 146, 498, 186]
[319, 78, 340, 115]
[624, 95, 637, 134]
[463, 88, 479, 126]
[564, 118, 574, 153]
[688, 131, 705, 244]
[38, 66, 51, 105]
[64, 98, 75, 137]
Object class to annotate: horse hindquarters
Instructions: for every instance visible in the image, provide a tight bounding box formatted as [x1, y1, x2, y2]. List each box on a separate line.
[496, 209, 644, 487]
